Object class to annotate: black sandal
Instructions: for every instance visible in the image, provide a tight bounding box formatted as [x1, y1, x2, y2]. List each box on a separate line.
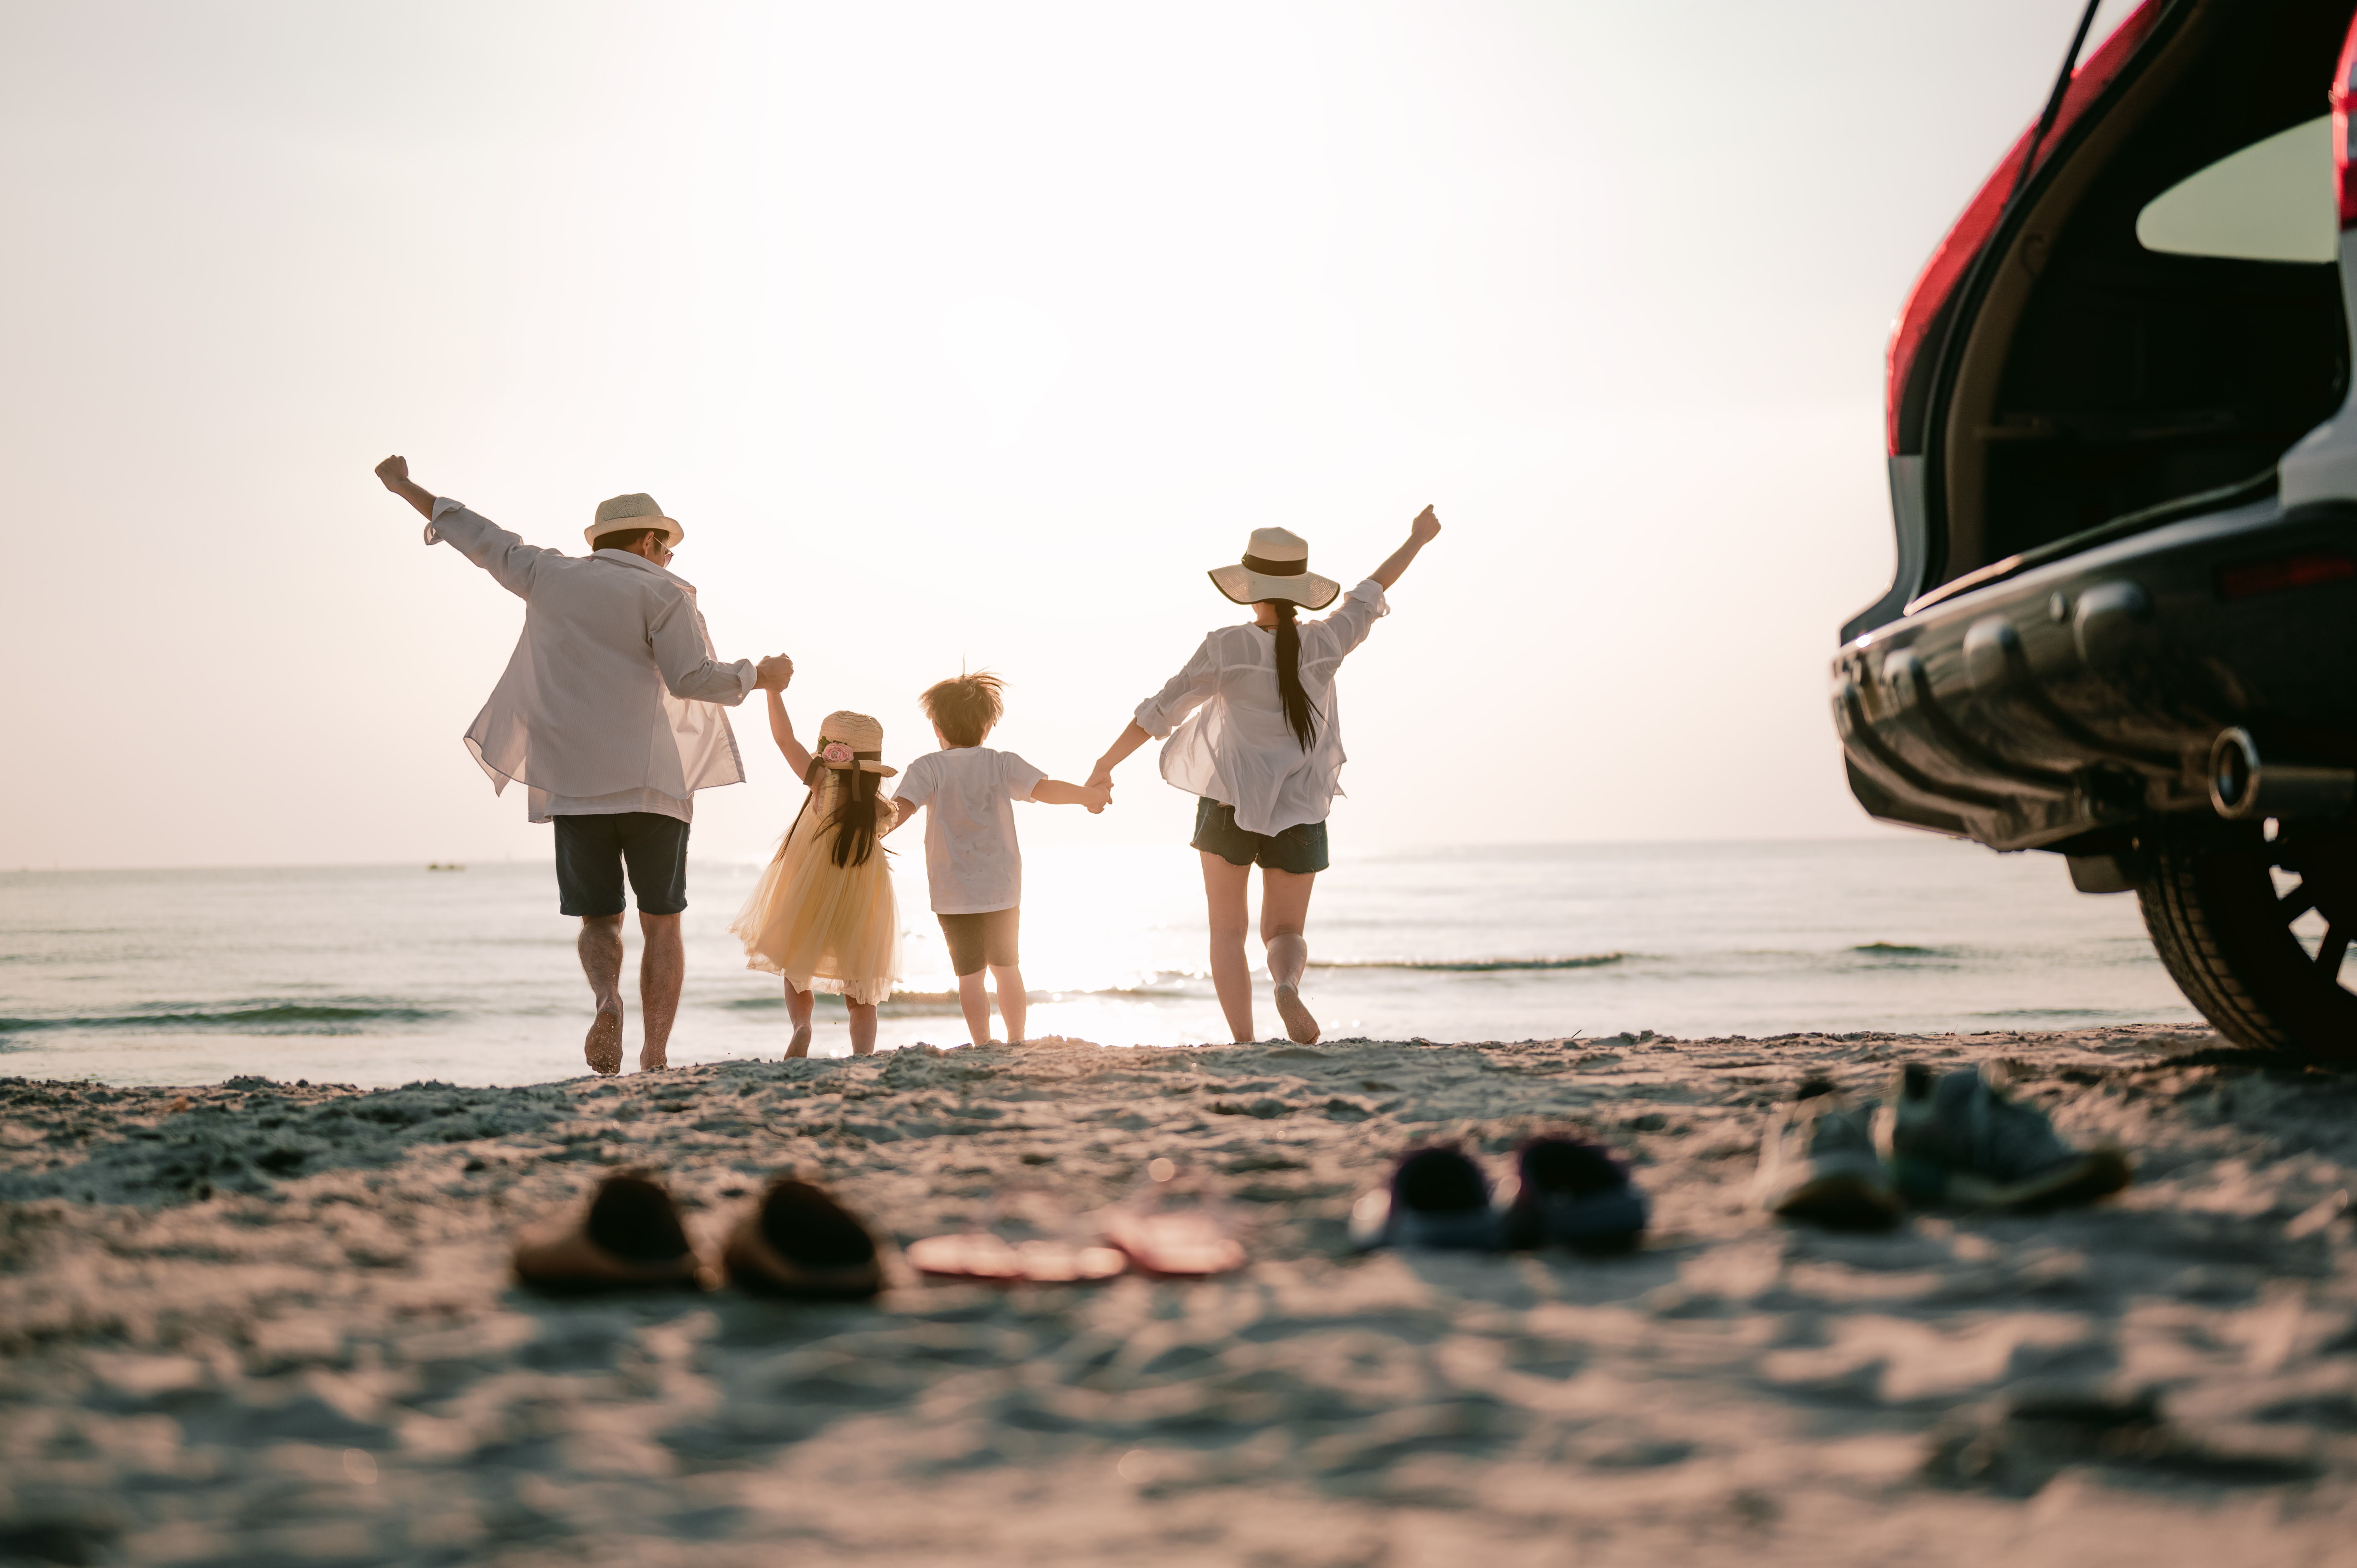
[724, 1177, 885, 1300]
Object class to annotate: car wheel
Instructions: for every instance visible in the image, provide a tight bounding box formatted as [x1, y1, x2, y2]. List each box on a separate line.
[2138, 821, 2357, 1059]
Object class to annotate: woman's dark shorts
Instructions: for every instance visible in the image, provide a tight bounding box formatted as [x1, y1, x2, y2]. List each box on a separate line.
[554, 812, 691, 917]
[938, 907, 1020, 976]
[1191, 798, 1329, 874]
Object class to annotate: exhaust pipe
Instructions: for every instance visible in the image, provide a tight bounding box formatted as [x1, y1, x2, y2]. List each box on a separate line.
[2208, 727, 2356, 821]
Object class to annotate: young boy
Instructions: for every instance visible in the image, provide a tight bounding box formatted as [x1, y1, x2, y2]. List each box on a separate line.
[888, 672, 1109, 1046]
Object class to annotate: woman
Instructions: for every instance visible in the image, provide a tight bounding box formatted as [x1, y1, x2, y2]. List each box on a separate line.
[1088, 506, 1444, 1043]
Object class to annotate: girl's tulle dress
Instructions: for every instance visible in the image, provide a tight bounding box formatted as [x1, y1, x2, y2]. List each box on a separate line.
[730, 771, 901, 1004]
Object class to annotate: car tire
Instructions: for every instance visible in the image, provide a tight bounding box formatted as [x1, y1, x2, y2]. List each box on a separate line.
[2137, 821, 2357, 1059]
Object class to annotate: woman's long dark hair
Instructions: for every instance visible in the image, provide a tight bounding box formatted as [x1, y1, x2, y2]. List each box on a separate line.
[785, 755, 887, 868]
[1267, 599, 1319, 751]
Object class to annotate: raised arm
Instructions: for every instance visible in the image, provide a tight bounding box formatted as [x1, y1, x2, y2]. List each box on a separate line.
[767, 689, 812, 777]
[1368, 505, 1442, 589]
[375, 454, 435, 519]
[375, 452, 552, 598]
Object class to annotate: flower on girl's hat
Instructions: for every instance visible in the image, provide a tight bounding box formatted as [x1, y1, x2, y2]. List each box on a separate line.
[820, 741, 854, 766]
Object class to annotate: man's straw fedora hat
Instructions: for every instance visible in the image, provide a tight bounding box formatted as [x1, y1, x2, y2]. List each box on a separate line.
[1207, 527, 1340, 610]
[585, 493, 684, 549]
[816, 711, 899, 777]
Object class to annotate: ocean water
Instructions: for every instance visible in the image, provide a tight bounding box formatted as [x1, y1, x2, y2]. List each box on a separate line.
[0, 840, 2200, 1087]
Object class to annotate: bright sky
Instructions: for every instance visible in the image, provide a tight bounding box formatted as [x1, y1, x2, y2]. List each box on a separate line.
[0, 1, 2141, 871]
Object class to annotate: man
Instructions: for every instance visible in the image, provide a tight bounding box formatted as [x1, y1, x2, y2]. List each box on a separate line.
[374, 455, 791, 1075]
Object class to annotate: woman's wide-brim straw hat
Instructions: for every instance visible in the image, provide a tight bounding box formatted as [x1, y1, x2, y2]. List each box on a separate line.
[1207, 527, 1340, 610]
[817, 711, 898, 777]
[584, 492, 685, 549]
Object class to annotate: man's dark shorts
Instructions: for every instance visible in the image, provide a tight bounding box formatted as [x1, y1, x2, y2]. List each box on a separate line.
[938, 907, 1020, 977]
[1191, 797, 1330, 874]
[554, 812, 691, 917]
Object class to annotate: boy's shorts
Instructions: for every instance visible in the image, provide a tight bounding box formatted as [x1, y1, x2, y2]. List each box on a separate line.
[1191, 797, 1330, 874]
[554, 812, 691, 917]
[938, 907, 1019, 977]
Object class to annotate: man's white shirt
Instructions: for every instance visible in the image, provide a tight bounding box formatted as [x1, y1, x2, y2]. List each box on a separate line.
[428, 498, 756, 822]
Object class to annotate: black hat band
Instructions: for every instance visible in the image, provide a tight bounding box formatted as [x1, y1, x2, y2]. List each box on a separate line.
[1240, 553, 1306, 576]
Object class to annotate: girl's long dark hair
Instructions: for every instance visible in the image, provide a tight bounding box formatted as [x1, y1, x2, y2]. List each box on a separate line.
[786, 756, 886, 868]
[1267, 599, 1319, 751]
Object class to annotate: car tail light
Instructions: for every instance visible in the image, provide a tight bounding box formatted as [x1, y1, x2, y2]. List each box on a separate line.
[2216, 548, 2357, 601]
[2336, 19, 2357, 226]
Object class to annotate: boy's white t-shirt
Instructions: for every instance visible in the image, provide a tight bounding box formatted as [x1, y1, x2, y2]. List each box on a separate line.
[892, 747, 1049, 914]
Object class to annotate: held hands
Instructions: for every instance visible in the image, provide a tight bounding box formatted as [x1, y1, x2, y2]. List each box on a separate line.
[1368, 507, 1440, 589]
[755, 654, 795, 692]
[1036, 777, 1114, 812]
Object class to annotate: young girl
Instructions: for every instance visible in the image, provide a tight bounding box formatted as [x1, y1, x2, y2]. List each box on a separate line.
[730, 700, 903, 1056]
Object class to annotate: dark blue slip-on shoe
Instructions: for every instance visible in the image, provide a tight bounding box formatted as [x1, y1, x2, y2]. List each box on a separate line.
[1504, 1136, 1648, 1254]
[1348, 1146, 1502, 1251]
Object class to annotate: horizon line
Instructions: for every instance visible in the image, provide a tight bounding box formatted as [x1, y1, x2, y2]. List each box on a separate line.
[1, 830, 1957, 877]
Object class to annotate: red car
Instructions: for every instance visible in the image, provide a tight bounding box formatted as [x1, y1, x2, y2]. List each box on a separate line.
[1835, 0, 2357, 1054]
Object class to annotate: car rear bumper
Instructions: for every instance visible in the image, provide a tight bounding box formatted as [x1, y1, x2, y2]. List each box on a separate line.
[1832, 496, 2357, 851]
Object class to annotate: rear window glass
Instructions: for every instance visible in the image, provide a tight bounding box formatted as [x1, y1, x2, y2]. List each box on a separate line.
[2136, 114, 2335, 264]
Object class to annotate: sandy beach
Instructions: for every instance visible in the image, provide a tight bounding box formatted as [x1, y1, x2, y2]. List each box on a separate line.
[8, 1024, 2357, 1566]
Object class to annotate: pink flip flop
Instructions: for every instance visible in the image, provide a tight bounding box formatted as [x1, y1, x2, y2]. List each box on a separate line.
[906, 1232, 1126, 1284]
[1101, 1159, 1246, 1278]
[908, 1177, 1129, 1284]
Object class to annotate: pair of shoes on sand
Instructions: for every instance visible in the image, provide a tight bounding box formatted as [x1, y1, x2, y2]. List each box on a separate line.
[1754, 1062, 2134, 1230]
[513, 1171, 882, 1299]
[1349, 1136, 1650, 1254]
[909, 1161, 1246, 1283]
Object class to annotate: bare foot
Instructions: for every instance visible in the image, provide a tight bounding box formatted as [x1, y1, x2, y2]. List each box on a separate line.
[638, 1049, 668, 1073]
[787, 1023, 812, 1059]
[1272, 983, 1319, 1045]
[585, 1008, 624, 1075]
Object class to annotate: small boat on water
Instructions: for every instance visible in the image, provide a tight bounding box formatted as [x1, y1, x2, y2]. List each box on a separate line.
[426, 863, 467, 872]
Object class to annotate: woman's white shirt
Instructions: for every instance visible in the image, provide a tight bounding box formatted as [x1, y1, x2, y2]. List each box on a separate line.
[1133, 579, 1389, 836]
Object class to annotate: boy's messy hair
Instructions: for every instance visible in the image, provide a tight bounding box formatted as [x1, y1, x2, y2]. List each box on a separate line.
[921, 671, 1005, 748]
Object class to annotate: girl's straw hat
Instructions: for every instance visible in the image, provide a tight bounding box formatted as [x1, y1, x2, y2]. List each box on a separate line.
[584, 492, 684, 549]
[816, 711, 898, 777]
[1207, 527, 1340, 610]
